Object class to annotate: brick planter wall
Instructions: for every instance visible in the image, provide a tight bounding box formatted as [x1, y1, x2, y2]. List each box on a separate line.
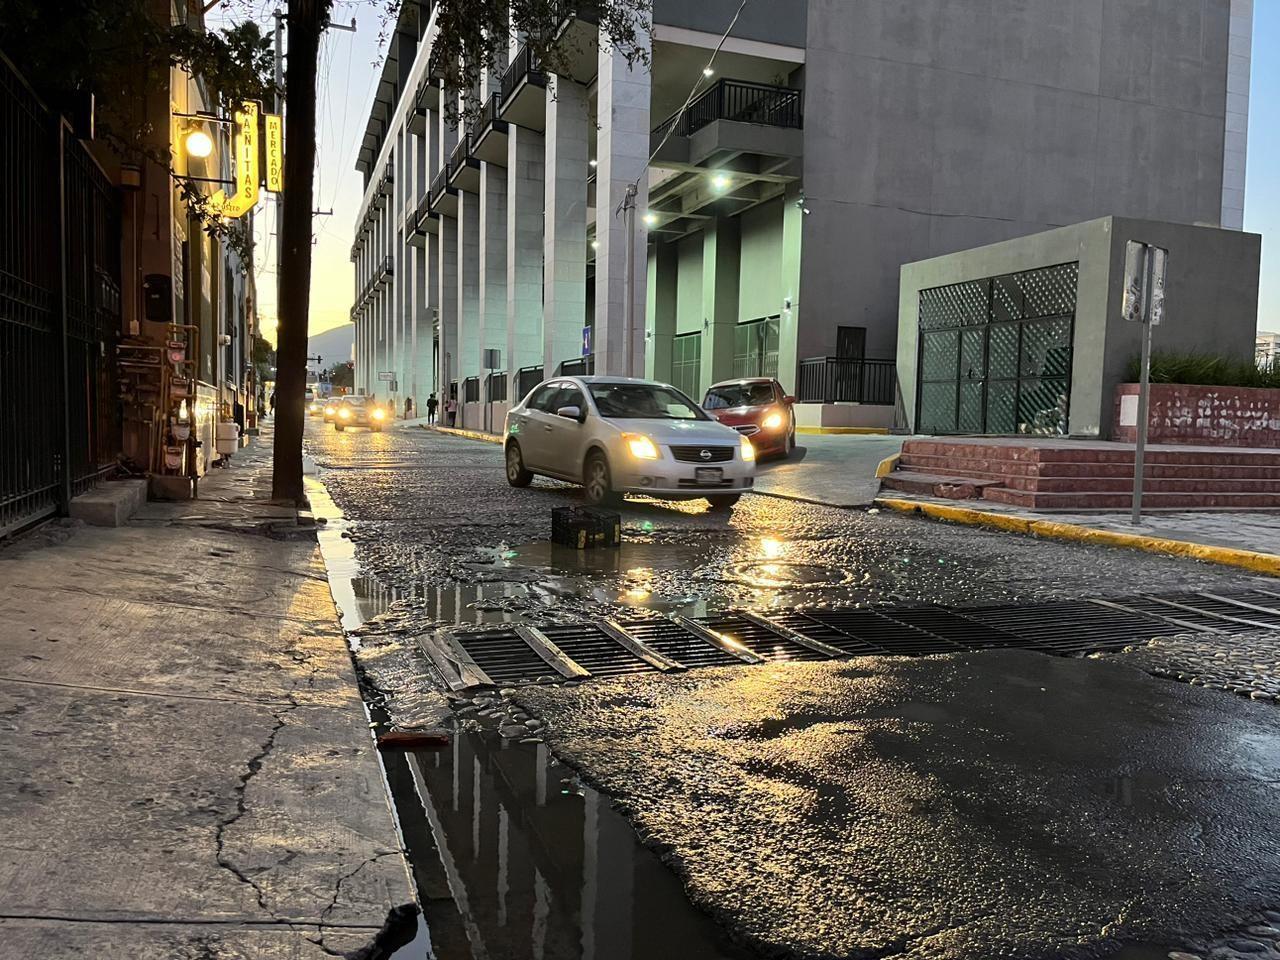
[1114, 383, 1280, 447]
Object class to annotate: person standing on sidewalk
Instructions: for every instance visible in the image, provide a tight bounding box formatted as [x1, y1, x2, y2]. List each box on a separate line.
[404, 396, 414, 420]
[425, 394, 438, 424]
[446, 395, 458, 427]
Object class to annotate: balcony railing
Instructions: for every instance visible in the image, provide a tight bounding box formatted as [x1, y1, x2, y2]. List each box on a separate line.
[515, 364, 544, 403]
[429, 166, 448, 203]
[652, 79, 803, 142]
[501, 45, 546, 104]
[414, 192, 432, 228]
[478, 92, 501, 132]
[486, 371, 508, 403]
[796, 358, 896, 406]
[447, 135, 469, 179]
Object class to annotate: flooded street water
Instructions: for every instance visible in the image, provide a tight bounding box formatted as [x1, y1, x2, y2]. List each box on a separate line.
[307, 421, 1280, 960]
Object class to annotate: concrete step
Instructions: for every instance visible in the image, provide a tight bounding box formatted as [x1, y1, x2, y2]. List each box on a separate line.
[881, 471, 1003, 500]
[904, 439, 1280, 467]
[981, 486, 1280, 511]
[899, 451, 1280, 481]
[1000, 475, 1280, 494]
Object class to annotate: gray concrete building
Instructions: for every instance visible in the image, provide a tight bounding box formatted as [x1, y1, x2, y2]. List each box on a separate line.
[348, 0, 1252, 432]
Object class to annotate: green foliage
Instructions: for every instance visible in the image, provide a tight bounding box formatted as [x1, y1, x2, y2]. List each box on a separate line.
[326, 362, 355, 390]
[1127, 351, 1280, 389]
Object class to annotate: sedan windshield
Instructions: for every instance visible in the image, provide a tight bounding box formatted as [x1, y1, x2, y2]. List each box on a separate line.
[588, 383, 707, 420]
[703, 382, 775, 409]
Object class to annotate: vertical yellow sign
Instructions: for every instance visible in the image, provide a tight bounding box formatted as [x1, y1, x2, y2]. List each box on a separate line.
[216, 100, 261, 218]
[265, 114, 284, 192]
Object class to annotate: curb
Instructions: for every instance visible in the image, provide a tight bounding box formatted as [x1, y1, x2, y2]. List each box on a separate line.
[874, 452, 900, 478]
[796, 426, 889, 436]
[874, 496, 1280, 577]
[424, 424, 503, 445]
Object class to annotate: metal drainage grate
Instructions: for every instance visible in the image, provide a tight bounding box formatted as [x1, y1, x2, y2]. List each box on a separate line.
[417, 589, 1280, 690]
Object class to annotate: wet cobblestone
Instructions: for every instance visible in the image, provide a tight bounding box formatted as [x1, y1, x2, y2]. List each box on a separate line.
[1097, 633, 1280, 704]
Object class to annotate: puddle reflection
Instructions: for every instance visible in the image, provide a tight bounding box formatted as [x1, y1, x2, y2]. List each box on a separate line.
[399, 730, 754, 960]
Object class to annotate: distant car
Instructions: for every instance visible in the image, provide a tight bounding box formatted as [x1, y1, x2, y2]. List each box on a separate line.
[701, 377, 796, 459]
[306, 389, 324, 417]
[323, 399, 339, 423]
[334, 396, 388, 432]
[503, 376, 755, 510]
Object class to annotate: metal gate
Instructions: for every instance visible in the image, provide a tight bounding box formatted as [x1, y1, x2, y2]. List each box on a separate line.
[0, 52, 121, 536]
[917, 263, 1077, 436]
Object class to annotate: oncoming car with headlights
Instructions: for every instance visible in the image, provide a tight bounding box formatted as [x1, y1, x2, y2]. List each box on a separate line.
[333, 395, 388, 432]
[503, 377, 755, 510]
[323, 399, 340, 423]
[702, 377, 796, 459]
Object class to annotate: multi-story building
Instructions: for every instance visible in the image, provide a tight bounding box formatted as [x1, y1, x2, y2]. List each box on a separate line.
[350, 0, 1252, 432]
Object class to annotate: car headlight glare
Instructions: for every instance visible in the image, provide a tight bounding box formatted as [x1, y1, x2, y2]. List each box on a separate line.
[339, 408, 351, 419]
[325, 407, 335, 416]
[372, 408, 386, 420]
[624, 433, 659, 460]
[762, 410, 784, 430]
[740, 435, 756, 462]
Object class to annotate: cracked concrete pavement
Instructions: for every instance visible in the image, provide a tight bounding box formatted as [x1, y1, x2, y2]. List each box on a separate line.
[0, 424, 415, 959]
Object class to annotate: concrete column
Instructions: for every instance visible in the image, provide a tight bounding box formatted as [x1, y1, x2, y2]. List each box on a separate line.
[507, 124, 544, 394]
[543, 76, 589, 376]
[457, 190, 481, 385]
[593, 26, 651, 377]
[478, 163, 507, 383]
[778, 183, 804, 394]
[700, 217, 741, 389]
[437, 219, 458, 404]
[645, 241, 676, 381]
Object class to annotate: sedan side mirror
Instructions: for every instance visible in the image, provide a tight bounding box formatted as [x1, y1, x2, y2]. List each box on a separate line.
[556, 405, 583, 421]
[783, 395, 797, 405]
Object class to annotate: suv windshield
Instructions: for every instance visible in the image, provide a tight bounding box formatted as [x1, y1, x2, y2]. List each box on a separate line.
[703, 382, 775, 409]
[342, 397, 368, 406]
[588, 383, 707, 420]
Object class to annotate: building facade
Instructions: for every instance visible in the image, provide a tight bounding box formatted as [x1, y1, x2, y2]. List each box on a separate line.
[350, 0, 1251, 432]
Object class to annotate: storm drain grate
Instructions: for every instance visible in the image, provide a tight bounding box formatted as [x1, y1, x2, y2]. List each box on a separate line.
[537, 623, 653, 677]
[701, 614, 831, 662]
[427, 589, 1276, 689]
[621, 618, 743, 668]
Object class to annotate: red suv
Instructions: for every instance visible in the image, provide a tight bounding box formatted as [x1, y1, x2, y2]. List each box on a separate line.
[701, 378, 796, 459]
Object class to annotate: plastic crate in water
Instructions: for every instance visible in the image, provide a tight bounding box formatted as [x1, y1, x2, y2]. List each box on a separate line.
[551, 507, 622, 549]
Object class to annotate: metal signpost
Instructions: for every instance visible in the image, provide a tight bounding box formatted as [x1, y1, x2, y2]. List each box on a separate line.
[483, 348, 501, 435]
[1121, 240, 1168, 524]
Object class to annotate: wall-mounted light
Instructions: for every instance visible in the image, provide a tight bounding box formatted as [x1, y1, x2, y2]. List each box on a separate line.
[184, 128, 214, 159]
[702, 67, 714, 78]
[588, 158, 598, 168]
[711, 173, 730, 192]
[642, 212, 658, 227]
[591, 240, 599, 250]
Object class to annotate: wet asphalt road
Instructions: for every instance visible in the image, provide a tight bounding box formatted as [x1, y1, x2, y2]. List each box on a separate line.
[308, 421, 1280, 960]
[307, 421, 1276, 627]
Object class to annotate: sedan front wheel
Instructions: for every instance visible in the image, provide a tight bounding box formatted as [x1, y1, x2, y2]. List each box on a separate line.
[506, 442, 533, 487]
[583, 452, 619, 506]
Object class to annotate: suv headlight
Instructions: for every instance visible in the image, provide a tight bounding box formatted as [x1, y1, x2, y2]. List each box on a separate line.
[372, 408, 386, 420]
[339, 408, 351, 419]
[740, 435, 756, 462]
[623, 433, 659, 460]
[762, 409, 784, 430]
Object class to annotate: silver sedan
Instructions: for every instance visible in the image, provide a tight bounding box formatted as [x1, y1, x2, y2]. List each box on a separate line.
[503, 376, 756, 510]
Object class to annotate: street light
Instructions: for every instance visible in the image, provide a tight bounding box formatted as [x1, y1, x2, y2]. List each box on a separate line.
[184, 128, 214, 158]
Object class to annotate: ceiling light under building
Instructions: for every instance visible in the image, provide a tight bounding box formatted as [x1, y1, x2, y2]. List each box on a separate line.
[703, 67, 714, 77]
[711, 173, 730, 191]
[643, 212, 658, 226]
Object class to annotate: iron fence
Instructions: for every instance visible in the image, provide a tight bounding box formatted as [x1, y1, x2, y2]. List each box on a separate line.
[1, 52, 120, 536]
[515, 364, 543, 402]
[557, 355, 594, 377]
[653, 79, 803, 142]
[797, 357, 896, 405]
[486, 371, 507, 403]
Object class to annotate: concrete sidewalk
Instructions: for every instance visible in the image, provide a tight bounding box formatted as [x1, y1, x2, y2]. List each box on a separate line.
[0, 423, 415, 958]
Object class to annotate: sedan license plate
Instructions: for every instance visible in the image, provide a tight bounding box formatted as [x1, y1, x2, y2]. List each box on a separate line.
[695, 467, 722, 484]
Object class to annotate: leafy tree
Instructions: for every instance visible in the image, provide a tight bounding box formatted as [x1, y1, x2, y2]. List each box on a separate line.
[326, 362, 355, 391]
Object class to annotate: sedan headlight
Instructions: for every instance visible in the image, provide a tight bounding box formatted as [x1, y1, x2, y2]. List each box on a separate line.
[740, 435, 756, 462]
[339, 408, 352, 419]
[372, 408, 386, 420]
[761, 409, 785, 430]
[324, 406, 335, 416]
[623, 433, 659, 460]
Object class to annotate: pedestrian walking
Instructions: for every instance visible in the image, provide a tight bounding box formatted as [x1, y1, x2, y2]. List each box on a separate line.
[269, 391, 276, 416]
[404, 396, 414, 420]
[425, 394, 438, 424]
[446, 396, 458, 427]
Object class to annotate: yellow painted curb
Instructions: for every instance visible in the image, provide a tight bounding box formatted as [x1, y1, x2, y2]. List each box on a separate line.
[796, 426, 890, 436]
[875, 452, 901, 479]
[425, 425, 503, 445]
[874, 496, 1280, 577]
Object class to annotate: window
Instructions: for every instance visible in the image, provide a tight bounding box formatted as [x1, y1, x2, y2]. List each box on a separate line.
[671, 332, 701, 399]
[588, 383, 707, 420]
[703, 381, 777, 409]
[526, 383, 562, 412]
[733, 317, 779, 378]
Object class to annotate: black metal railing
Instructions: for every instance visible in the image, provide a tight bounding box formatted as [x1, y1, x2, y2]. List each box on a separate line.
[378, 256, 394, 280]
[501, 45, 546, 104]
[478, 93, 502, 134]
[515, 364, 543, 402]
[463, 376, 480, 403]
[429, 166, 448, 204]
[2, 51, 121, 536]
[486, 371, 508, 403]
[447, 136, 469, 180]
[653, 79, 803, 142]
[414, 193, 432, 229]
[797, 358, 896, 405]
[557, 355, 594, 377]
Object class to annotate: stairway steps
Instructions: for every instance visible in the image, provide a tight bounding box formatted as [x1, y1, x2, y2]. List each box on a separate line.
[981, 487, 1280, 511]
[881, 471, 1001, 499]
[904, 439, 1280, 467]
[899, 451, 1280, 481]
